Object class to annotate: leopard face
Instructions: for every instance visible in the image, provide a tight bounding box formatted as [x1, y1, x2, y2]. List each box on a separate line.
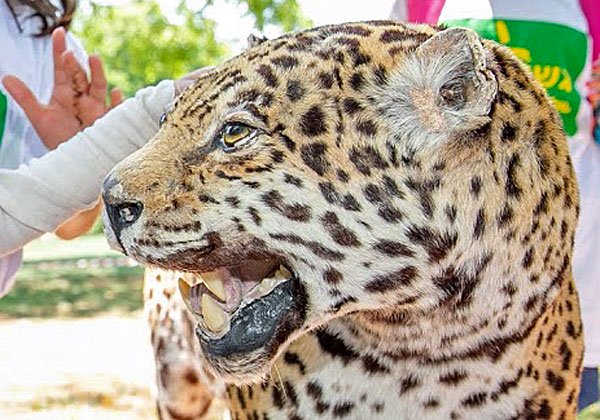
[102, 21, 580, 391]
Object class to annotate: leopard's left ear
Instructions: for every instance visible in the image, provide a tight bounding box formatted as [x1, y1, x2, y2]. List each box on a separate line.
[378, 28, 498, 145]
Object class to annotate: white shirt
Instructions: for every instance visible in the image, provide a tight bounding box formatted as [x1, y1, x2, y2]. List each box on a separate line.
[0, 1, 86, 297]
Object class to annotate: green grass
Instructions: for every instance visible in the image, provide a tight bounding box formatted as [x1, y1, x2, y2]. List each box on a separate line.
[0, 234, 144, 319]
[23, 234, 119, 262]
[0, 264, 144, 319]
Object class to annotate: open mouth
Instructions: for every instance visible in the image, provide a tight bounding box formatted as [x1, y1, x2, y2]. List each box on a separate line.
[177, 258, 306, 359]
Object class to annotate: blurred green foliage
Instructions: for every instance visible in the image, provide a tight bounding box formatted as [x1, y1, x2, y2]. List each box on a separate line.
[580, 403, 600, 420]
[236, 0, 310, 31]
[72, 0, 310, 97]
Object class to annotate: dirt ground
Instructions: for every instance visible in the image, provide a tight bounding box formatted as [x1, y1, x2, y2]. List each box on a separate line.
[0, 314, 158, 419]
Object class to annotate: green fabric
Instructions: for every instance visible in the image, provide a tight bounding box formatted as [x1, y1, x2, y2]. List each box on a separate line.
[443, 19, 588, 136]
[0, 91, 7, 151]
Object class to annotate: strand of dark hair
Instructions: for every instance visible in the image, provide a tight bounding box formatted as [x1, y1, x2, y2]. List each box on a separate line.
[5, 0, 77, 36]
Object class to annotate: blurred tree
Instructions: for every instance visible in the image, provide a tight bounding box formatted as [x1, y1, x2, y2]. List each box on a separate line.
[236, 0, 310, 31]
[72, 0, 310, 97]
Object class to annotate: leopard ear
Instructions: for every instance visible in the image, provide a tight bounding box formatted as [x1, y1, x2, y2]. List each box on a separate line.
[378, 28, 497, 146]
[416, 28, 497, 118]
[247, 34, 268, 49]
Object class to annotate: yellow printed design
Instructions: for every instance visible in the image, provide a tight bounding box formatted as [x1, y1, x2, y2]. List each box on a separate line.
[496, 21, 531, 63]
[444, 18, 588, 136]
[497, 21, 574, 100]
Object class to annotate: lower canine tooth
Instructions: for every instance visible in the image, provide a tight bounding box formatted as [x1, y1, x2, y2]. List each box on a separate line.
[200, 271, 227, 302]
[201, 294, 227, 332]
[178, 278, 194, 314]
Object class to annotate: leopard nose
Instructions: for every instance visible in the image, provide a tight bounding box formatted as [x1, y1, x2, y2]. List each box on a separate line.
[105, 200, 144, 236]
[102, 175, 144, 239]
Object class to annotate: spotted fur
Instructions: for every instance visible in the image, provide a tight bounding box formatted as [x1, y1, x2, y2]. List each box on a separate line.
[143, 268, 225, 419]
[105, 22, 583, 419]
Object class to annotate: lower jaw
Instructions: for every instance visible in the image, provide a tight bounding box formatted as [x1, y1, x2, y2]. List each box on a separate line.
[196, 279, 307, 366]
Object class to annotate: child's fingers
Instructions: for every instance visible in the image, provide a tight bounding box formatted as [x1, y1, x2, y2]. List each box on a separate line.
[88, 55, 108, 102]
[51, 27, 68, 86]
[109, 88, 124, 109]
[62, 51, 89, 95]
[2, 75, 45, 125]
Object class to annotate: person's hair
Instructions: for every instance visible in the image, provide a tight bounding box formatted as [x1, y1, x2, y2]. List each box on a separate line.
[6, 0, 77, 36]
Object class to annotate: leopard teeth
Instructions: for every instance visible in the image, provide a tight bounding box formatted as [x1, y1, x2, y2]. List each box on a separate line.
[178, 278, 194, 314]
[259, 277, 280, 294]
[273, 265, 292, 280]
[259, 266, 291, 294]
[200, 271, 227, 302]
[201, 294, 228, 332]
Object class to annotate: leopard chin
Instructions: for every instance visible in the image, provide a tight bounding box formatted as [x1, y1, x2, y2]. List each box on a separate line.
[198, 280, 307, 382]
[175, 258, 308, 382]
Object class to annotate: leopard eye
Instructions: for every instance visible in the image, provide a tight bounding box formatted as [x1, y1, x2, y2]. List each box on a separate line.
[221, 122, 257, 150]
[159, 113, 167, 127]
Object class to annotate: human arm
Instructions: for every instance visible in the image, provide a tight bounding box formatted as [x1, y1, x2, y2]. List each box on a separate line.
[2, 27, 124, 240]
[0, 79, 175, 256]
[51, 50, 123, 240]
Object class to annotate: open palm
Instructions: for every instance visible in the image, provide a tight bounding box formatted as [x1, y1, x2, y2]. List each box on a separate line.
[2, 28, 122, 150]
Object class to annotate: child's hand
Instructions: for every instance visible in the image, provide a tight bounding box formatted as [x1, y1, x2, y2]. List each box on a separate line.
[3, 28, 82, 149]
[62, 51, 123, 128]
[1, 27, 122, 150]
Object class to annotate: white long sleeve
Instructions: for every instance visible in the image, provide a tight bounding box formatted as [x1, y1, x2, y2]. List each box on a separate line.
[0, 79, 175, 256]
